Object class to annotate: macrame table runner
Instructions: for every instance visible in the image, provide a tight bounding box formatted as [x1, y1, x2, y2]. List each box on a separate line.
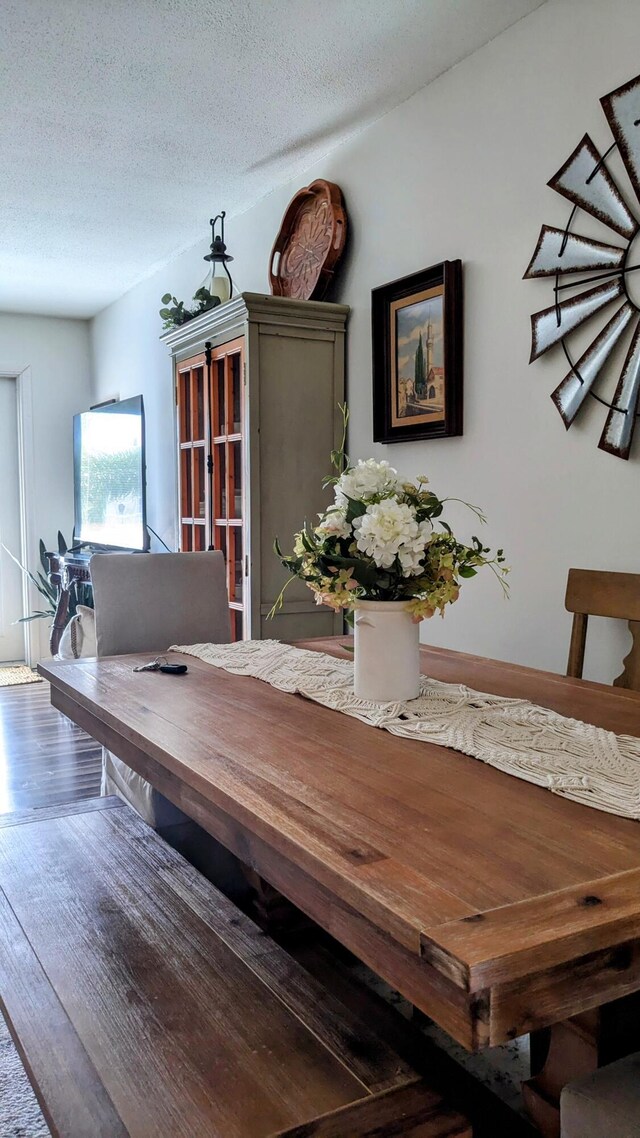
[171, 640, 640, 821]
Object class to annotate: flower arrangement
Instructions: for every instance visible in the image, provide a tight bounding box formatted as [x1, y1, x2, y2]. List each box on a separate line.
[273, 407, 508, 622]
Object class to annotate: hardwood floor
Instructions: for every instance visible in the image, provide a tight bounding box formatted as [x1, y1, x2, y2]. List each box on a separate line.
[0, 680, 102, 814]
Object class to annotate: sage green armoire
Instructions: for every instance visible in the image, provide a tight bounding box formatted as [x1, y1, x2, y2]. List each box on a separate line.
[162, 292, 349, 641]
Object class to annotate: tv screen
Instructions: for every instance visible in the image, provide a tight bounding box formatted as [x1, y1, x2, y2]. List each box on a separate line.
[73, 396, 148, 551]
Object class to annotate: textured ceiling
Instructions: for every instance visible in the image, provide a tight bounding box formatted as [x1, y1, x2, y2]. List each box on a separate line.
[0, 0, 545, 318]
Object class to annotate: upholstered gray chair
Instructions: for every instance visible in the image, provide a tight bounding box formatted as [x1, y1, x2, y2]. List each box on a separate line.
[92, 550, 230, 659]
[91, 551, 244, 893]
[561, 1053, 640, 1137]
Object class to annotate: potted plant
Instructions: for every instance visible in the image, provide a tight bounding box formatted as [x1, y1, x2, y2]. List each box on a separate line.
[273, 408, 508, 701]
[159, 287, 220, 331]
[1, 533, 92, 627]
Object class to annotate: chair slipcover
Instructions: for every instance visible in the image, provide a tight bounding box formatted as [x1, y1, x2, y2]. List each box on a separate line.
[561, 1053, 640, 1138]
[91, 550, 230, 658]
[92, 550, 230, 829]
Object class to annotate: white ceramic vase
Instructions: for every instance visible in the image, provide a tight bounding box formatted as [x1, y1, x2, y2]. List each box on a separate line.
[353, 600, 420, 702]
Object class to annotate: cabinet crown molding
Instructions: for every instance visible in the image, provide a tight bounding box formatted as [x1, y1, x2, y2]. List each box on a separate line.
[161, 292, 350, 358]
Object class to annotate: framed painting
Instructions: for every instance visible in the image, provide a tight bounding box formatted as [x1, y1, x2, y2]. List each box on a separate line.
[372, 260, 463, 443]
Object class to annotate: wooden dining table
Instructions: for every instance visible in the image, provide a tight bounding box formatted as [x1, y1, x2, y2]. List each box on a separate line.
[39, 638, 640, 1138]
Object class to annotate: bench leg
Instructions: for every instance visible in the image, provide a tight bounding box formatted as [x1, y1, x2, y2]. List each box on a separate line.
[524, 992, 640, 1137]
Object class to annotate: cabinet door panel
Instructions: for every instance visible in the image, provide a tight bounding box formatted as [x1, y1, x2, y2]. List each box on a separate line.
[258, 334, 337, 602]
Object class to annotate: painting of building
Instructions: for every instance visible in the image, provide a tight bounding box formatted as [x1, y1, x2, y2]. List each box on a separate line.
[391, 284, 446, 427]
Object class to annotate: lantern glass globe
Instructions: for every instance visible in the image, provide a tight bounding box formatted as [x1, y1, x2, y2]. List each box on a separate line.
[202, 262, 231, 303]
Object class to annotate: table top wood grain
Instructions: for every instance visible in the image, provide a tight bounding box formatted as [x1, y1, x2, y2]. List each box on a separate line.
[40, 638, 640, 1051]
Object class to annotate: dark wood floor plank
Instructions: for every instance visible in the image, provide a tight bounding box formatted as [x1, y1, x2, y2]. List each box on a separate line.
[0, 680, 102, 812]
[0, 795, 121, 829]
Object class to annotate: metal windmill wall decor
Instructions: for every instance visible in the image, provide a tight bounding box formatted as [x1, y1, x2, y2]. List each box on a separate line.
[525, 73, 640, 460]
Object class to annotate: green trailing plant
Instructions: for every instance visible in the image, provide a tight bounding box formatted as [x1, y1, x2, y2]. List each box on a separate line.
[159, 287, 220, 331]
[1, 532, 93, 626]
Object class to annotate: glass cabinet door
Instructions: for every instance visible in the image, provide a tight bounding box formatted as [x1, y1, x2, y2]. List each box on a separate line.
[177, 339, 246, 641]
[208, 337, 245, 641]
[176, 354, 207, 555]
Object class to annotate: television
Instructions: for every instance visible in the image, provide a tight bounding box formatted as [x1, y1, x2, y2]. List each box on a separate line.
[73, 396, 149, 551]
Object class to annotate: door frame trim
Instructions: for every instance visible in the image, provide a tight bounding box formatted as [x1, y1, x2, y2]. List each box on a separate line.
[0, 367, 37, 666]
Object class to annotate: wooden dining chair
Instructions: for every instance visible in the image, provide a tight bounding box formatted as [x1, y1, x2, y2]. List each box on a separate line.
[565, 568, 640, 690]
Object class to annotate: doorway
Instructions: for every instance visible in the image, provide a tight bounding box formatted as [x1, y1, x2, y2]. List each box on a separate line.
[0, 377, 25, 663]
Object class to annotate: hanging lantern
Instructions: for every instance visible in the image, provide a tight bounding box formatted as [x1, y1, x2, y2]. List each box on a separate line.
[201, 212, 235, 303]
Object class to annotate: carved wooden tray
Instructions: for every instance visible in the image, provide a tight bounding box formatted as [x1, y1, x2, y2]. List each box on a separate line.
[269, 179, 347, 301]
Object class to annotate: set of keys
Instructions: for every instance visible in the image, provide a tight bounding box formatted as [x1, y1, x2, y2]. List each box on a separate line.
[132, 655, 188, 675]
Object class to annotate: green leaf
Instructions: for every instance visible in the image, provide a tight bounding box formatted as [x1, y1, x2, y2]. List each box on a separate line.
[57, 531, 67, 555]
[321, 474, 339, 489]
[36, 570, 54, 594]
[458, 565, 478, 578]
[344, 496, 367, 524]
[328, 554, 378, 589]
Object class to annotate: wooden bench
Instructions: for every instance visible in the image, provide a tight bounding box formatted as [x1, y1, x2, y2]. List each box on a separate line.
[0, 797, 472, 1138]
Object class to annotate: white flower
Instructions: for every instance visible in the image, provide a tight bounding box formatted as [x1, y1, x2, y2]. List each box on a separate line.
[335, 459, 399, 506]
[315, 506, 352, 540]
[353, 499, 431, 575]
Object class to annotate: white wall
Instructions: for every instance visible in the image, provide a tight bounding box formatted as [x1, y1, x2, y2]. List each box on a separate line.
[0, 314, 92, 660]
[91, 0, 640, 681]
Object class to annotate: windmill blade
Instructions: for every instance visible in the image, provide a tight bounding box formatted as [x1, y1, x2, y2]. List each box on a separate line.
[551, 303, 636, 426]
[530, 278, 623, 362]
[601, 73, 640, 206]
[548, 134, 637, 240]
[524, 226, 625, 278]
[599, 319, 640, 459]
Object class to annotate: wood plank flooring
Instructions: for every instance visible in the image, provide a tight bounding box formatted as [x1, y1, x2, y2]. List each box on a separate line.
[0, 681, 102, 814]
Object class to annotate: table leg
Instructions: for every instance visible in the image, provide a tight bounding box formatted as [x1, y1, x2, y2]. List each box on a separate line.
[241, 869, 311, 936]
[524, 992, 640, 1136]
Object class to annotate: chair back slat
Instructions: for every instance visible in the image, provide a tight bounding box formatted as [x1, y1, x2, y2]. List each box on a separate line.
[565, 569, 640, 622]
[564, 569, 640, 690]
[567, 612, 588, 679]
